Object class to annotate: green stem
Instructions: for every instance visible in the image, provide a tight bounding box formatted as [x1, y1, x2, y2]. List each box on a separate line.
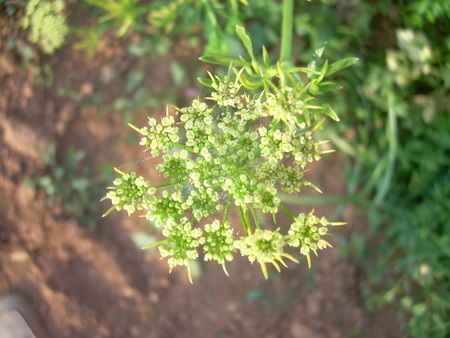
[250, 205, 260, 229]
[238, 206, 252, 235]
[223, 194, 232, 223]
[279, 203, 295, 221]
[175, 143, 197, 153]
[154, 182, 175, 189]
[280, 0, 294, 63]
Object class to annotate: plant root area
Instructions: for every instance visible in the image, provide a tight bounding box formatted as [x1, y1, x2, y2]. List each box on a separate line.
[0, 7, 399, 338]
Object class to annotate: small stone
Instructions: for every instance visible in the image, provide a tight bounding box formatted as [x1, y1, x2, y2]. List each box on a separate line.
[80, 82, 93, 96]
[10, 250, 30, 262]
[149, 292, 159, 303]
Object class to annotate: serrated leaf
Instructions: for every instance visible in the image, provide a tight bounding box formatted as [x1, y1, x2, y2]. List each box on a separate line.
[325, 57, 359, 76]
[200, 55, 250, 67]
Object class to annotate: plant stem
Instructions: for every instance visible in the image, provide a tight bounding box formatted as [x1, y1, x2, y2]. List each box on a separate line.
[222, 194, 232, 223]
[175, 143, 197, 153]
[250, 205, 260, 229]
[279, 203, 295, 221]
[238, 206, 252, 235]
[154, 182, 175, 189]
[280, 0, 294, 63]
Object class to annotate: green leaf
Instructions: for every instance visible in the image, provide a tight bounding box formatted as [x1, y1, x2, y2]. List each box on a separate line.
[323, 103, 340, 121]
[236, 25, 255, 61]
[239, 75, 263, 90]
[325, 58, 359, 76]
[308, 42, 327, 74]
[316, 60, 328, 83]
[197, 77, 213, 87]
[199, 55, 250, 67]
[284, 67, 321, 75]
[262, 46, 269, 69]
[318, 81, 342, 92]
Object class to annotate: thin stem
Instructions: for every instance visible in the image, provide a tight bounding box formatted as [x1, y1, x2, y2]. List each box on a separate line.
[279, 203, 295, 221]
[154, 182, 175, 189]
[250, 205, 260, 229]
[175, 143, 197, 153]
[222, 194, 232, 223]
[280, 0, 294, 63]
[238, 206, 252, 235]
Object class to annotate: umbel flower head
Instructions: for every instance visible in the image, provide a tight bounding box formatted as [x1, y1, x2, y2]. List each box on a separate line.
[235, 229, 298, 279]
[287, 209, 345, 267]
[21, 0, 69, 54]
[103, 29, 354, 281]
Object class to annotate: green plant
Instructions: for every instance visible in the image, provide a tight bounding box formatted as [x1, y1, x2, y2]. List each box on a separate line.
[28, 145, 113, 229]
[103, 0, 355, 282]
[292, 1, 450, 336]
[148, 0, 252, 55]
[80, 0, 282, 58]
[83, 0, 154, 37]
[73, 26, 105, 56]
[21, 0, 69, 54]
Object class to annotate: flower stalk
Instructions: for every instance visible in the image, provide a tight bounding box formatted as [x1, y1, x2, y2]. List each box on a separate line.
[280, 0, 294, 63]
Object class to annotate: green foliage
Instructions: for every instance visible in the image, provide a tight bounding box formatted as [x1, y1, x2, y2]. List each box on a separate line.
[103, 26, 352, 282]
[293, 0, 450, 336]
[83, 0, 154, 37]
[28, 145, 113, 229]
[148, 0, 254, 55]
[398, 0, 450, 27]
[81, 0, 282, 57]
[73, 27, 105, 56]
[21, 0, 69, 54]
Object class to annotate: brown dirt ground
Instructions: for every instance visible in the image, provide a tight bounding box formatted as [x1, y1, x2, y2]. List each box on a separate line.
[0, 4, 400, 338]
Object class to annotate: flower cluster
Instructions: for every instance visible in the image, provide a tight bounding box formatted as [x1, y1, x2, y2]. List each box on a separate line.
[158, 218, 203, 283]
[210, 74, 242, 107]
[203, 220, 235, 274]
[266, 87, 305, 126]
[287, 210, 335, 267]
[105, 61, 346, 281]
[235, 229, 298, 279]
[21, 0, 69, 54]
[103, 169, 155, 216]
[138, 113, 180, 156]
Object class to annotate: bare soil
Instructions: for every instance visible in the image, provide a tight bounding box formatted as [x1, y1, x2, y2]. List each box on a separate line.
[0, 5, 400, 338]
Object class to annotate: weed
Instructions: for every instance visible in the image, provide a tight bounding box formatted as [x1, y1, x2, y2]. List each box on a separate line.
[20, 0, 69, 54]
[27, 145, 113, 229]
